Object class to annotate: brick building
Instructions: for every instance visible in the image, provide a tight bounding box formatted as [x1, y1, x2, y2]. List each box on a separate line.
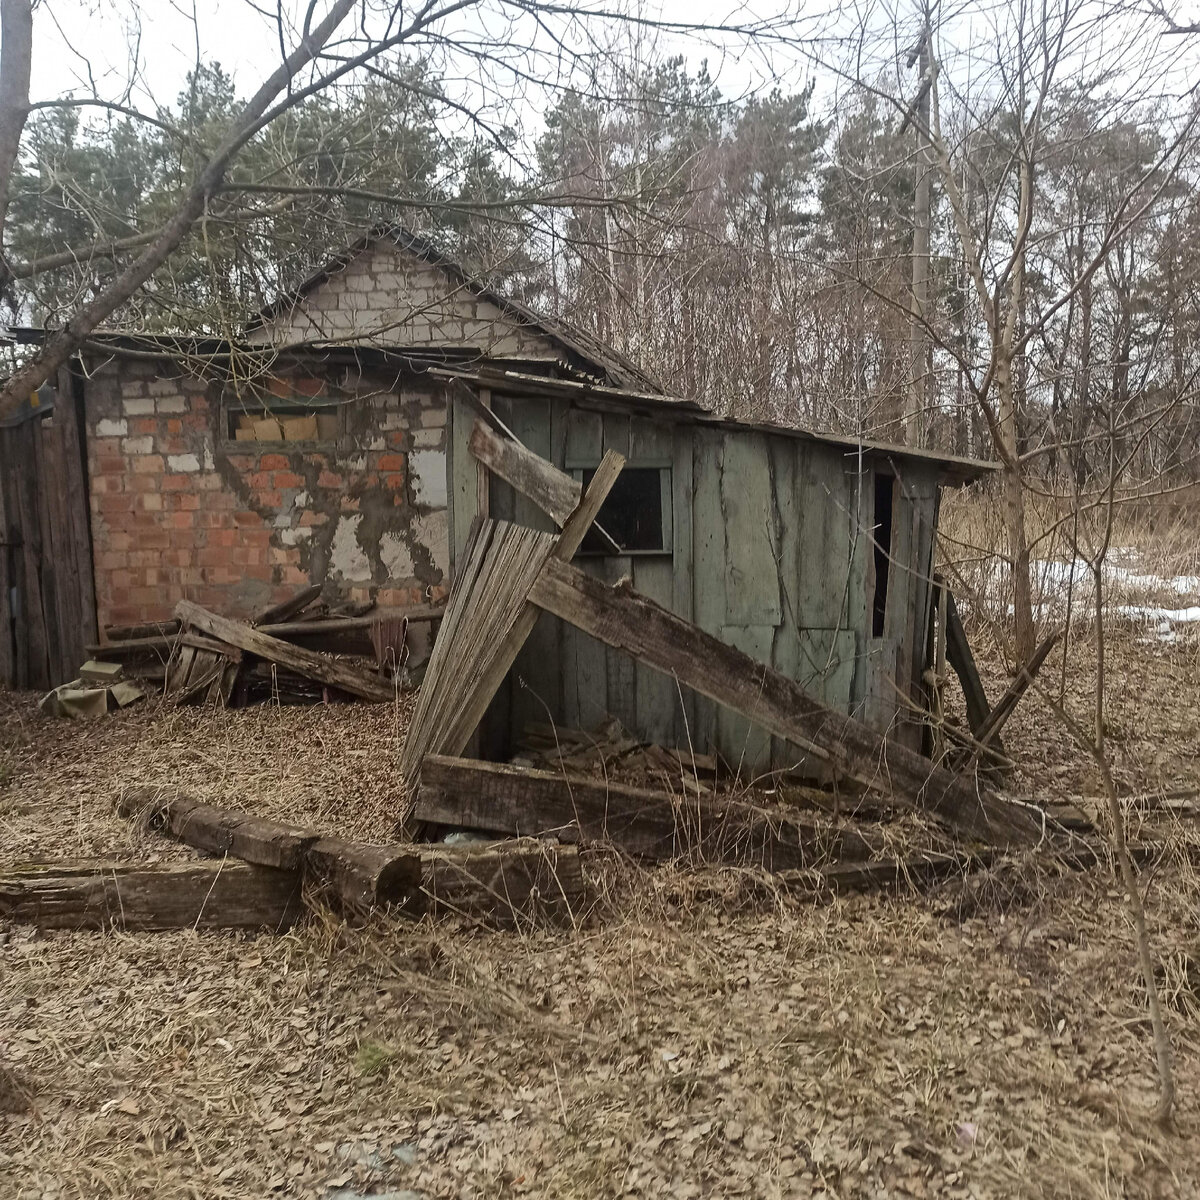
[26, 225, 654, 633]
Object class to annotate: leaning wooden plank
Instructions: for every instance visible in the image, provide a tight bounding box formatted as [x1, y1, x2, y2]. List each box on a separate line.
[528, 560, 1044, 847]
[468, 418, 582, 527]
[251, 583, 323, 626]
[87, 634, 176, 657]
[103, 619, 183, 642]
[416, 755, 880, 868]
[414, 839, 586, 925]
[174, 600, 396, 702]
[0, 860, 304, 931]
[956, 630, 1061, 766]
[940, 582, 995, 740]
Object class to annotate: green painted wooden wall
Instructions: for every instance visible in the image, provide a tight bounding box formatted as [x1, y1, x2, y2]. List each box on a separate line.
[449, 393, 942, 774]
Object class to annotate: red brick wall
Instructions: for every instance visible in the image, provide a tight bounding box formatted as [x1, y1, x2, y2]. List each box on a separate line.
[84, 358, 450, 630]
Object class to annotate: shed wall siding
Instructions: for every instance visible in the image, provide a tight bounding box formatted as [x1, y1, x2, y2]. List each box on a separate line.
[85, 359, 450, 628]
[247, 241, 562, 360]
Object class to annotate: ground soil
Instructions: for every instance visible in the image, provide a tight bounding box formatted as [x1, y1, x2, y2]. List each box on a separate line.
[3, 626, 1200, 1198]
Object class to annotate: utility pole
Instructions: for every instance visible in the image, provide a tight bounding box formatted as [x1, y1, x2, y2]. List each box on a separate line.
[904, 21, 933, 447]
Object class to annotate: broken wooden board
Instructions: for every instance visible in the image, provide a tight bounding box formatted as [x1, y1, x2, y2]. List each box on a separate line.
[251, 583, 323, 626]
[469, 418, 581, 527]
[415, 755, 880, 869]
[414, 839, 586, 925]
[527, 559, 1044, 847]
[174, 600, 396, 702]
[400, 453, 624, 804]
[0, 860, 304, 931]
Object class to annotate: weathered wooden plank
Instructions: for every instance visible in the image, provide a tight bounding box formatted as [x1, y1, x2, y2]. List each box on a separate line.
[528, 558, 1043, 846]
[251, 583, 322, 626]
[955, 630, 1061, 767]
[468, 418, 581, 527]
[8, 422, 51, 690]
[690, 427, 726, 751]
[174, 601, 395, 702]
[717, 624, 776, 777]
[633, 555, 678, 746]
[55, 368, 98, 670]
[721, 433, 782, 627]
[416, 755, 879, 868]
[941, 582, 993, 736]
[0, 860, 304, 931]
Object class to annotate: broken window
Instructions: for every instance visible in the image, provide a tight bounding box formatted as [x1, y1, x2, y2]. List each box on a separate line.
[871, 472, 894, 638]
[572, 466, 672, 555]
[224, 375, 342, 443]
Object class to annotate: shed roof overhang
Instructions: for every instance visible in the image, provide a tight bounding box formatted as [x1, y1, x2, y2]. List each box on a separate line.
[429, 364, 999, 487]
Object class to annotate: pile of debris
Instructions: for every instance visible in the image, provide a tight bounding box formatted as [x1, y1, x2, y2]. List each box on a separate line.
[69, 584, 444, 710]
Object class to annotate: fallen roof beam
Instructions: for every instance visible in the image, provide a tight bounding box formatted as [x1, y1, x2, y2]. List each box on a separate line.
[415, 754, 881, 869]
[527, 559, 1044, 847]
[175, 600, 396, 702]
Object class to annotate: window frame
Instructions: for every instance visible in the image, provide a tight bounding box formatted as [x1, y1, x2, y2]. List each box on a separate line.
[222, 386, 345, 447]
[566, 459, 673, 557]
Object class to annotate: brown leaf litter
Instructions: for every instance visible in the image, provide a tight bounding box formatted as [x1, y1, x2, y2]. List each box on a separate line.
[3, 630, 1200, 1198]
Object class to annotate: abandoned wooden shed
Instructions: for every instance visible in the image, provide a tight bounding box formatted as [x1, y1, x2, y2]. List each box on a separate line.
[440, 366, 994, 772]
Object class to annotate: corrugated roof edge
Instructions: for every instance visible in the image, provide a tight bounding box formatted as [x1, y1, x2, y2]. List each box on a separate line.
[243, 223, 662, 394]
[430, 365, 998, 486]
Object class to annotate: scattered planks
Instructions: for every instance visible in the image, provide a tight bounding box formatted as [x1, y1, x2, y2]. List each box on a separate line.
[0, 860, 304, 931]
[527, 558, 1046, 847]
[116, 788, 585, 925]
[415, 755, 881, 870]
[175, 600, 397, 703]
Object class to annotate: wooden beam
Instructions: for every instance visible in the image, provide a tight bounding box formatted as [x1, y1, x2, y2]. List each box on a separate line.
[527, 559, 1044, 846]
[940, 581, 994, 737]
[174, 600, 396, 702]
[0, 860, 303, 931]
[955, 629, 1060, 767]
[416, 755, 881, 868]
[251, 583, 323, 626]
[468, 418, 581, 527]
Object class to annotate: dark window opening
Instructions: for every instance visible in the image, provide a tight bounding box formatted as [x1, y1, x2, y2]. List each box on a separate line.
[576, 466, 670, 554]
[871, 473, 894, 637]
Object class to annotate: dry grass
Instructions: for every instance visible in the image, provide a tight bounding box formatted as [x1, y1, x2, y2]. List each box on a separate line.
[3, 632, 1200, 1197]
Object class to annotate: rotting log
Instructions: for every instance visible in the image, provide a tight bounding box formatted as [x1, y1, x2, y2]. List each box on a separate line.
[528, 560, 1045, 847]
[414, 839, 586, 925]
[119, 789, 580, 922]
[468, 418, 582, 527]
[119, 788, 319, 870]
[303, 837, 421, 909]
[0, 860, 304, 931]
[174, 600, 396, 703]
[416, 755, 881, 869]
